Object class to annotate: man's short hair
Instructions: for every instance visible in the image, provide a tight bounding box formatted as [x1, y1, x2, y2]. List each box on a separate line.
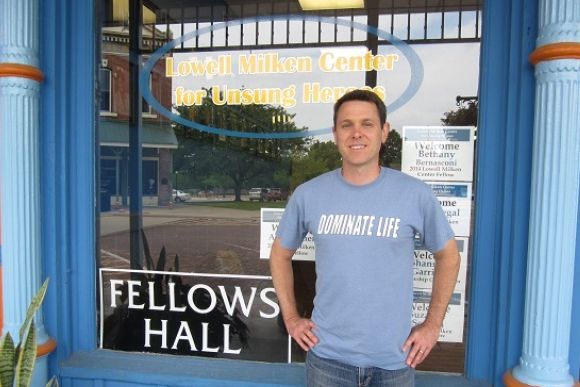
[333, 89, 387, 128]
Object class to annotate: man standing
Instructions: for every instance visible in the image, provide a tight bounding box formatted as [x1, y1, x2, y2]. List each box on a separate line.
[270, 89, 460, 386]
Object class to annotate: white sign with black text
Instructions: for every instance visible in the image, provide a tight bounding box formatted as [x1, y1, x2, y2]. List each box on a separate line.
[260, 208, 315, 261]
[412, 237, 469, 343]
[428, 183, 472, 237]
[402, 126, 475, 182]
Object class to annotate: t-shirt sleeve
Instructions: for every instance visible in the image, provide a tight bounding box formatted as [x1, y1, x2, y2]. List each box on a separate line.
[420, 187, 455, 253]
[275, 188, 308, 250]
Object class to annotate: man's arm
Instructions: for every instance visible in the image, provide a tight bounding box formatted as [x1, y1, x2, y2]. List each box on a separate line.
[403, 238, 460, 368]
[270, 237, 318, 351]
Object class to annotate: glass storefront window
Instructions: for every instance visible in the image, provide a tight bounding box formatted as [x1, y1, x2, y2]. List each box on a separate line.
[98, 0, 482, 373]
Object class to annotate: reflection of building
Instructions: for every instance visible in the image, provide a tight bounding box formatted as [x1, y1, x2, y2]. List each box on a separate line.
[100, 26, 177, 208]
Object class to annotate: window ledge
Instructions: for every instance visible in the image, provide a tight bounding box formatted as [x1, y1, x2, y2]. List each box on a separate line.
[142, 112, 158, 119]
[58, 350, 490, 387]
[59, 350, 305, 386]
[100, 111, 118, 117]
[416, 371, 490, 387]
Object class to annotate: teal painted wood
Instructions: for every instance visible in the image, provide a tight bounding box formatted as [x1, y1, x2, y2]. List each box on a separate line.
[466, 0, 537, 384]
[0, 76, 44, 338]
[39, 0, 98, 372]
[0, 2, 51, 387]
[511, 0, 580, 385]
[512, 58, 580, 387]
[536, 1, 580, 47]
[0, 0, 39, 66]
[573, 224, 580, 380]
[0, 1, 52, 386]
[58, 351, 490, 387]
[60, 351, 306, 387]
[0, 0, 44, 339]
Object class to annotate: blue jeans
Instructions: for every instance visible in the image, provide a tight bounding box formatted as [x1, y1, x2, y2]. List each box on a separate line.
[306, 351, 414, 387]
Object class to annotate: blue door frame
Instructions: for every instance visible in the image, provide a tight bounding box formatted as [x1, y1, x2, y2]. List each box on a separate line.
[38, 0, 579, 385]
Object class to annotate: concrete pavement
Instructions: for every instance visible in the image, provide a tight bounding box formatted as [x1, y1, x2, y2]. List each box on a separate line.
[100, 202, 260, 236]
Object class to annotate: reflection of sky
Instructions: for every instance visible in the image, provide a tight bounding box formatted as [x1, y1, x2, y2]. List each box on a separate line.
[167, 12, 481, 45]
[378, 11, 480, 40]
[167, 18, 479, 141]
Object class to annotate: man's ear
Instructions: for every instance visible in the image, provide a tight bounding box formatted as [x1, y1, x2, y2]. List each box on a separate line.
[382, 122, 390, 143]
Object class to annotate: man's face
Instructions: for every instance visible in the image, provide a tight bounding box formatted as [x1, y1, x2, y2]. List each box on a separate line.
[333, 100, 389, 171]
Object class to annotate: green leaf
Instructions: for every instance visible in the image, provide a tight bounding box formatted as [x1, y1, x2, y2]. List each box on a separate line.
[15, 320, 36, 387]
[173, 253, 180, 273]
[155, 246, 167, 273]
[141, 230, 154, 271]
[19, 279, 49, 341]
[0, 333, 16, 387]
[152, 246, 167, 300]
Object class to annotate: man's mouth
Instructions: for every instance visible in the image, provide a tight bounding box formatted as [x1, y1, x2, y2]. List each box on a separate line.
[349, 144, 366, 150]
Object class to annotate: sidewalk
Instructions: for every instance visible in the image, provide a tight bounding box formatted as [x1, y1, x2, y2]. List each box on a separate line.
[100, 202, 260, 236]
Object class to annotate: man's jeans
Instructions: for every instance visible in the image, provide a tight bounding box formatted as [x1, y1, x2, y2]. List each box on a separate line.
[306, 351, 414, 387]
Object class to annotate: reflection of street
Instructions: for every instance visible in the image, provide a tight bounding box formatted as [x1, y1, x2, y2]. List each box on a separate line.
[102, 218, 269, 276]
[100, 205, 268, 276]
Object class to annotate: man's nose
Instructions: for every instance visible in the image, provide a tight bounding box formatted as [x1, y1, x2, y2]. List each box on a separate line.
[351, 126, 362, 138]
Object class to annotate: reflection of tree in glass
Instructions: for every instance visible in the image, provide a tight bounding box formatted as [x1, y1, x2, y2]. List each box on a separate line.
[290, 141, 340, 190]
[290, 131, 403, 189]
[441, 101, 478, 126]
[103, 232, 249, 356]
[380, 130, 402, 170]
[173, 90, 309, 201]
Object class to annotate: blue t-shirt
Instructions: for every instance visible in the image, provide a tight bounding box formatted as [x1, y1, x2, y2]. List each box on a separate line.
[276, 168, 454, 370]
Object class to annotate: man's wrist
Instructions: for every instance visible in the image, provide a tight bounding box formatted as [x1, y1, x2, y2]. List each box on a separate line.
[423, 315, 443, 330]
[283, 315, 301, 326]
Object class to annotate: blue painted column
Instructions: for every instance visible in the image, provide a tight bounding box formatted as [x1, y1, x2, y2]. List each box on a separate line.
[0, 0, 53, 385]
[506, 0, 580, 386]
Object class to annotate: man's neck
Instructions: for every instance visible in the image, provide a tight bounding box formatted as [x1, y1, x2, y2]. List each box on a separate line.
[341, 164, 382, 186]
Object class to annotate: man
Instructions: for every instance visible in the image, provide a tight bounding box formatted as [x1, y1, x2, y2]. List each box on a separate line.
[270, 89, 460, 386]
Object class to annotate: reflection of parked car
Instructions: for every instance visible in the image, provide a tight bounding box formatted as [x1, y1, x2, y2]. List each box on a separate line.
[249, 188, 268, 202]
[266, 188, 282, 201]
[173, 189, 191, 202]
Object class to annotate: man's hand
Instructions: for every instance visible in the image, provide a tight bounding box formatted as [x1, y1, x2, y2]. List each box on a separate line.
[402, 320, 440, 368]
[285, 316, 318, 351]
[402, 239, 460, 368]
[270, 238, 318, 352]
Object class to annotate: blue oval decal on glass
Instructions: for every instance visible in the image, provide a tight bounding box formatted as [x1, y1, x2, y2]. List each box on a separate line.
[141, 15, 423, 139]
